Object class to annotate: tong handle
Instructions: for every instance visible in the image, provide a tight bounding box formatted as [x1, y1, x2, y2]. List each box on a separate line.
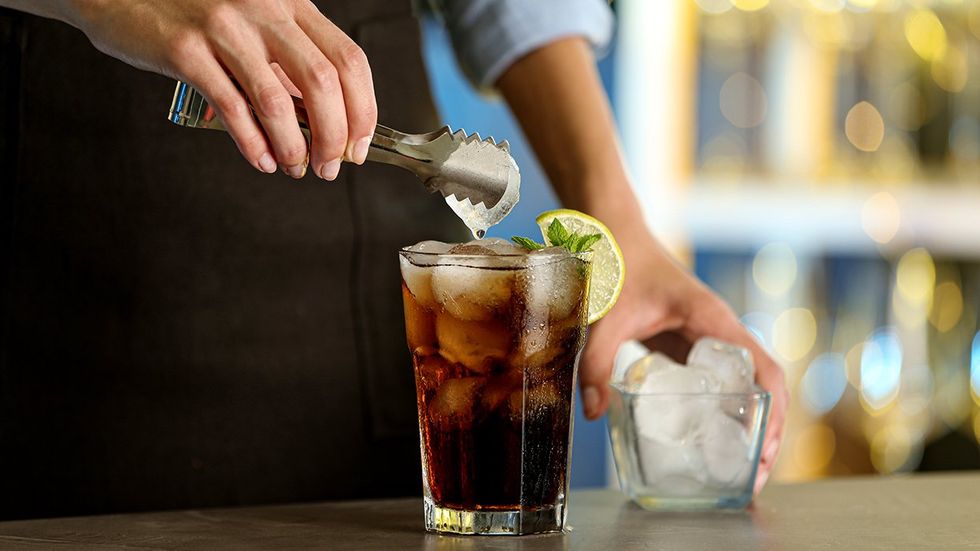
[170, 81, 430, 174]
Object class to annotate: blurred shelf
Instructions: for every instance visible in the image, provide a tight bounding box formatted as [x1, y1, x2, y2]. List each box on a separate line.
[679, 178, 980, 258]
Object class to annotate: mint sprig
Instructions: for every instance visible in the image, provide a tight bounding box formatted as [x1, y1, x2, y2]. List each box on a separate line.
[511, 218, 602, 254]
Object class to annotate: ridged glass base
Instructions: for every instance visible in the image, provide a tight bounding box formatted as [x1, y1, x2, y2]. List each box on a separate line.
[423, 498, 566, 536]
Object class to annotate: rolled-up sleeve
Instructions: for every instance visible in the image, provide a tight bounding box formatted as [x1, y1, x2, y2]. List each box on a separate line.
[437, 0, 614, 90]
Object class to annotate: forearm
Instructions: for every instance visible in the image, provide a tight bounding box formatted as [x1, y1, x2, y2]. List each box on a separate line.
[497, 37, 647, 242]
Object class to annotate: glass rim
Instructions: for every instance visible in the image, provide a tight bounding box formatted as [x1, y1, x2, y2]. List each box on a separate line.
[609, 382, 772, 401]
[399, 246, 592, 266]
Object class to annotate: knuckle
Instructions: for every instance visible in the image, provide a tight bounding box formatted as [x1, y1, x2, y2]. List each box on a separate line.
[305, 59, 339, 92]
[211, 91, 249, 120]
[203, 3, 239, 34]
[167, 31, 202, 69]
[335, 40, 370, 76]
[280, 142, 308, 164]
[253, 85, 292, 118]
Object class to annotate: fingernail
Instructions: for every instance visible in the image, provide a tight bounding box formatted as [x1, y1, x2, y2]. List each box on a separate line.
[320, 158, 341, 181]
[285, 164, 306, 179]
[582, 386, 600, 418]
[257, 153, 276, 174]
[351, 136, 371, 165]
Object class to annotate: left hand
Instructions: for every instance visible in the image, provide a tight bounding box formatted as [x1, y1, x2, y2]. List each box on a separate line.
[578, 229, 789, 495]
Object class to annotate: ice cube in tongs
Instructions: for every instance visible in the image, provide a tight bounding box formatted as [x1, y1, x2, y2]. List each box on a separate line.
[168, 82, 520, 236]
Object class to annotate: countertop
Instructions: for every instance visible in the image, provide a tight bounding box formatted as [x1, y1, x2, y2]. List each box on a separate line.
[1, 473, 977, 550]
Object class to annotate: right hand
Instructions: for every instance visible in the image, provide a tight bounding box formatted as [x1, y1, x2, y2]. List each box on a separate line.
[67, 0, 377, 179]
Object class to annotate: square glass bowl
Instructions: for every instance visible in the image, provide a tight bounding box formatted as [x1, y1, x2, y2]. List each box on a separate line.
[607, 385, 771, 510]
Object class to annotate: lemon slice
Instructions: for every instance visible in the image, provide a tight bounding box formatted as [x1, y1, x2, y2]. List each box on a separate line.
[536, 209, 625, 324]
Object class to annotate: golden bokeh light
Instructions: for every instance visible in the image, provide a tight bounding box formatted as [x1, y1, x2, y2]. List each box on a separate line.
[904, 9, 947, 62]
[793, 423, 837, 474]
[809, 0, 845, 13]
[870, 424, 913, 473]
[929, 281, 963, 333]
[931, 46, 968, 94]
[861, 191, 901, 244]
[844, 101, 885, 152]
[733, 0, 768, 11]
[694, 0, 734, 15]
[773, 308, 818, 362]
[720, 72, 768, 129]
[896, 248, 936, 305]
[752, 243, 798, 296]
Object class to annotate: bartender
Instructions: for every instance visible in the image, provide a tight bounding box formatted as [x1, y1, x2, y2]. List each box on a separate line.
[0, 0, 786, 518]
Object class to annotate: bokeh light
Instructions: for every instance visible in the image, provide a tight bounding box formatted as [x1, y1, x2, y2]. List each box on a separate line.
[860, 328, 902, 411]
[773, 308, 818, 362]
[733, 0, 768, 11]
[809, 0, 846, 14]
[752, 243, 798, 296]
[896, 248, 935, 306]
[793, 423, 837, 473]
[870, 424, 914, 473]
[802, 353, 848, 415]
[931, 46, 967, 93]
[719, 72, 768, 129]
[694, 0, 734, 15]
[904, 9, 947, 62]
[844, 101, 885, 152]
[861, 191, 901, 244]
[929, 281, 963, 333]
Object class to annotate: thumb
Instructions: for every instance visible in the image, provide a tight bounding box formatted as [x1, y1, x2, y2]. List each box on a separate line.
[578, 317, 625, 420]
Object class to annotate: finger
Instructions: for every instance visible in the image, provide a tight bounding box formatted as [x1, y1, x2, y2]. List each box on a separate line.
[269, 26, 347, 180]
[174, 40, 276, 174]
[296, 7, 377, 165]
[213, 29, 309, 178]
[578, 317, 625, 420]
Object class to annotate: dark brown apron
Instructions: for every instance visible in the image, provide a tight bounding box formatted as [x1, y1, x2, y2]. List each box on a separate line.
[0, 0, 467, 519]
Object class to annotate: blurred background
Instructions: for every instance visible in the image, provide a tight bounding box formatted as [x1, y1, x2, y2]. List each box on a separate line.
[423, 0, 980, 488]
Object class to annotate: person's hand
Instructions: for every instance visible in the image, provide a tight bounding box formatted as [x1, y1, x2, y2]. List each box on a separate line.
[64, 0, 377, 179]
[578, 229, 789, 494]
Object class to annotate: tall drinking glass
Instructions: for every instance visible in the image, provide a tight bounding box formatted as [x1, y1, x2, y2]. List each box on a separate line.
[399, 244, 591, 535]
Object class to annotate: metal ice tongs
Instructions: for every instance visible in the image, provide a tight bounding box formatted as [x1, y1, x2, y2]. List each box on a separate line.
[168, 82, 520, 229]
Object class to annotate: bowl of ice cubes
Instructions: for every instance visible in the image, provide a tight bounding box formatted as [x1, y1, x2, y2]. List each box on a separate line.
[607, 338, 771, 511]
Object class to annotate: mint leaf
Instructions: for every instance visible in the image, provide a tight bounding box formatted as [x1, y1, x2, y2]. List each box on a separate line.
[547, 218, 570, 246]
[573, 233, 602, 253]
[511, 236, 544, 250]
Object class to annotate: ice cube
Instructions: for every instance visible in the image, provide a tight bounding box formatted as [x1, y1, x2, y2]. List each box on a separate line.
[637, 437, 707, 496]
[481, 370, 522, 412]
[429, 377, 482, 430]
[435, 313, 510, 374]
[478, 237, 526, 255]
[613, 340, 652, 385]
[430, 251, 514, 321]
[406, 240, 455, 255]
[511, 314, 579, 381]
[628, 353, 722, 394]
[519, 249, 585, 321]
[507, 380, 561, 423]
[629, 353, 720, 444]
[700, 411, 752, 487]
[687, 337, 755, 394]
[402, 285, 436, 350]
[415, 351, 453, 393]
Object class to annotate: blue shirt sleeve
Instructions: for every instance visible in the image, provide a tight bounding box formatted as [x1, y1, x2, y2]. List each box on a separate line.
[435, 0, 615, 90]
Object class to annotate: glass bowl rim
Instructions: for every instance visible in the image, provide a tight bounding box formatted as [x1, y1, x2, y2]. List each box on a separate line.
[609, 382, 772, 400]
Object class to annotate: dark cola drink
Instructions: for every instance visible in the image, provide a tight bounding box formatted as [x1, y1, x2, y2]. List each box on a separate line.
[398, 238, 591, 535]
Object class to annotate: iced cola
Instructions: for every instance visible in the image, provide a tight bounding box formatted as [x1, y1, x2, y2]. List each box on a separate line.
[399, 238, 591, 535]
